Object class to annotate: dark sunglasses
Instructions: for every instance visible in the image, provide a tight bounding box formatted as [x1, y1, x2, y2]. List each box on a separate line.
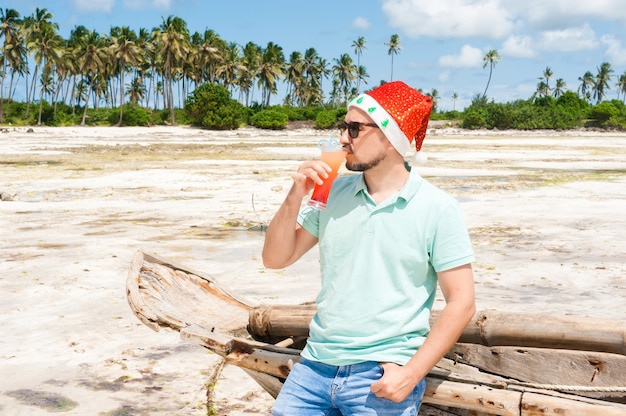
[338, 121, 379, 139]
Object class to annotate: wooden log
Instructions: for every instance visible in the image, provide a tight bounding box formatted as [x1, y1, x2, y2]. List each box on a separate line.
[423, 378, 521, 416]
[520, 391, 626, 416]
[248, 305, 626, 356]
[470, 312, 626, 356]
[248, 304, 316, 338]
[181, 323, 626, 415]
[450, 343, 626, 387]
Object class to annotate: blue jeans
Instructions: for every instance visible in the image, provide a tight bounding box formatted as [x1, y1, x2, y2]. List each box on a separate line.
[272, 359, 426, 415]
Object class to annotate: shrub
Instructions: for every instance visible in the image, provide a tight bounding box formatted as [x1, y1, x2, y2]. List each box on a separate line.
[108, 105, 153, 126]
[314, 109, 339, 129]
[461, 108, 487, 129]
[185, 82, 244, 129]
[484, 102, 514, 129]
[250, 108, 289, 129]
[556, 91, 589, 119]
[590, 102, 619, 122]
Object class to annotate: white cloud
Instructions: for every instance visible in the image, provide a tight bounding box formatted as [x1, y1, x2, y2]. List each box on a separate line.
[438, 44, 483, 69]
[73, 0, 114, 13]
[501, 35, 536, 58]
[537, 24, 598, 52]
[381, 0, 516, 40]
[523, 0, 626, 29]
[123, 0, 170, 10]
[151, 0, 171, 9]
[601, 35, 626, 66]
[353, 17, 371, 31]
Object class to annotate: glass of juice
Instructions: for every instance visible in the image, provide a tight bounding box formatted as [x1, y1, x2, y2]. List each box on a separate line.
[308, 137, 346, 210]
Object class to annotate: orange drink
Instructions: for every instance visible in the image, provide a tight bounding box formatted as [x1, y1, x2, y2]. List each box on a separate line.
[308, 140, 346, 210]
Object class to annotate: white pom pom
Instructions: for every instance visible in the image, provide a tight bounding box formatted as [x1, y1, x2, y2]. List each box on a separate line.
[412, 151, 428, 165]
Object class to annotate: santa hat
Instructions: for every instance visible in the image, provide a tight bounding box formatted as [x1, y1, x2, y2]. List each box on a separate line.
[348, 81, 432, 164]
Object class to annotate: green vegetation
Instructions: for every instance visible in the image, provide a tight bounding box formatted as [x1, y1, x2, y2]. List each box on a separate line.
[186, 83, 245, 129]
[1, 7, 626, 130]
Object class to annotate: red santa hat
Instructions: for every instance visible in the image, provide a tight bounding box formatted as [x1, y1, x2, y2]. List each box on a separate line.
[348, 81, 432, 164]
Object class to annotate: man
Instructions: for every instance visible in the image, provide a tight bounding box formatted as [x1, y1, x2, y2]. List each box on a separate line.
[263, 81, 475, 415]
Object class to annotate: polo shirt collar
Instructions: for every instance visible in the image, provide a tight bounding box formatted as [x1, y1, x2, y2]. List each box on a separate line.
[351, 168, 423, 203]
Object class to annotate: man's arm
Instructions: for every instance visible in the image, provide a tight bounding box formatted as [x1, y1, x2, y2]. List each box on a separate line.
[370, 263, 475, 402]
[262, 161, 327, 269]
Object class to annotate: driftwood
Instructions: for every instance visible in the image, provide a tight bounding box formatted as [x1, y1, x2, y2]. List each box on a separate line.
[450, 343, 626, 402]
[126, 250, 626, 416]
[248, 304, 626, 356]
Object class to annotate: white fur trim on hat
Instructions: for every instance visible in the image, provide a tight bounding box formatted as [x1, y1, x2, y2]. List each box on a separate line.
[412, 151, 428, 165]
[348, 94, 411, 156]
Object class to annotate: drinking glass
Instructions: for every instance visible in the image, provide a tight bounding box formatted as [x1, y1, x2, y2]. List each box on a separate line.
[308, 137, 346, 210]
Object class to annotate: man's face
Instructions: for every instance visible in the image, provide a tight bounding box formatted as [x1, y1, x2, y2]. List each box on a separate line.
[340, 108, 389, 172]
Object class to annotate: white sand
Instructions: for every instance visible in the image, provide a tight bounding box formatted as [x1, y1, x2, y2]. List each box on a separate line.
[0, 125, 625, 415]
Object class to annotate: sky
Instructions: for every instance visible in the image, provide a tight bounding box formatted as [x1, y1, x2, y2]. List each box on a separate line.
[4, 0, 626, 111]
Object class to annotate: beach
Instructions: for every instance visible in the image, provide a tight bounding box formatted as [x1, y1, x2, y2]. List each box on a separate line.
[1, 125, 625, 415]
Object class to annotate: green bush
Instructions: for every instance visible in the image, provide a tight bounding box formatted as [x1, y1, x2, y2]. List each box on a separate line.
[556, 91, 589, 119]
[185, 82, 244, 129]
[484, 102, 514, 129]
[590, 101, 621, 123]
[437, 110, 462, 120]
[108, 105, 153, 126]
[250, 108, 289, 129]
[461, 108, 487, 129]
[314, 109, 339, 129]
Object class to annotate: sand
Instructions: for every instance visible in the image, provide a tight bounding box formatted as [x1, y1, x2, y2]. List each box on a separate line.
[0, 125, 625, 415]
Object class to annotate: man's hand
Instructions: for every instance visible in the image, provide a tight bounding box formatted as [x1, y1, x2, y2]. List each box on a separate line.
[290, 160, 331, 198]
[370, 362, 419, 403]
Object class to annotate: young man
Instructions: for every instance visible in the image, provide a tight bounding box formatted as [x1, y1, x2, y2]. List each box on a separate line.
[263, 81, 475, 415]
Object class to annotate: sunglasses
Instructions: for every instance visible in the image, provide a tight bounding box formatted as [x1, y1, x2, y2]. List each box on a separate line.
[338, 121, 379, 139]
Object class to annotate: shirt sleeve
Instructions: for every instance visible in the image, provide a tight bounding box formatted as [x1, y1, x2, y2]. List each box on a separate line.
[298, 205, 321, 238]
[430, 201, 475, 272]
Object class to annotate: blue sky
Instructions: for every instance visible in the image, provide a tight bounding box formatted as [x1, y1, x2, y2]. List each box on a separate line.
[5, 0, 626, 110]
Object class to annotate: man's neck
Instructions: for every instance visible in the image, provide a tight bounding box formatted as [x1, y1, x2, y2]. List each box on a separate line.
[363, 162, 410, 204]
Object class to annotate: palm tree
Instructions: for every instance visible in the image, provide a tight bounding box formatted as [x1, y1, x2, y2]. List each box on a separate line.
[110, 26, 141, 126]
[301, 48, 326, 106]
[0, 8, 24, 123]
[426, 88, 439, 112]
[355, 65, 369, 94]
[616, 71, 626, 102]
[481, 49, 500, 100]
[332, 53, 356, 105]
[64, 25, 89, 114]
[126, 76, 146, 104]
[153, 15, 190, 125]
[578, 71, 594, 102]
[76, 29, 107, 125]
[553, 78, 566, 98]
[238, 41, 261, 106]
[352, 36, 366, 92]
[27, 22, 62, 125]
[385, 34, 401, 81]
[7, 34, 28, 104]
[199, 29, 225, 84]
[256, 42, 284, 107]
[23, 7, 57, 119]
[285, 51, 303, 106]
[534, 81, 549, 99]
[539, 66, 553, 95]
[593, 62, 613, 103]
[452, 92, 459, 111]
[217, 41, 242, 92]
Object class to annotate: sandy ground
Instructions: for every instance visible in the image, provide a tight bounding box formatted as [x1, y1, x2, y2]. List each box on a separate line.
[0, 125, 625, 415]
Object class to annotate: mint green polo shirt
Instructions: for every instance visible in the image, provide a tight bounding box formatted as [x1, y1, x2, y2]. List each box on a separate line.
[298, 168, 474, 366]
